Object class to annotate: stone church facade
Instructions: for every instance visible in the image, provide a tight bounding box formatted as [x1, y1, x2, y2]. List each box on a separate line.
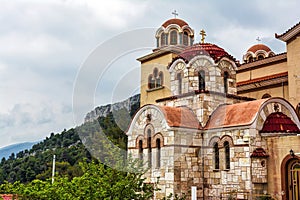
[127, 18, 300, 200]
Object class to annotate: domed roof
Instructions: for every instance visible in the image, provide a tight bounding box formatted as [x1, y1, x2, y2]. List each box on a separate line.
[247, 44, 272, 53]
[260, 112, 300, 133]
[177, 43, 233, 62]
[162, 18, 188, 28]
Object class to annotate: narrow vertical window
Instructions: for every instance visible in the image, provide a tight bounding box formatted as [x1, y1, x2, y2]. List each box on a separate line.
[138, 140, 143, 161]
[177, 73, 182, 95]
[148, 75, 154, 89]
[160, 33, 166, 46]
[156, 139, 161, 168]
[224, 71, 229, 93]
[198, 70, 205, 91]
[156, 72, 163, 88]
[147, 129, 152, 167]
[224, 141, 230, 170]
[214, 143, 219, 170]
[170, 30, 177, 45]
[183, 32, 189, 46]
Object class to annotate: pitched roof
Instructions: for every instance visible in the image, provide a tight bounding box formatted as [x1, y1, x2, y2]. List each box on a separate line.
[260, 112, 300, 133]
[275, 21, 300, 42]
[238, 53, 287, 71]
[205, 99, 268, 129]
[158, 106, 202, 130]
[237, 72, 288, 86]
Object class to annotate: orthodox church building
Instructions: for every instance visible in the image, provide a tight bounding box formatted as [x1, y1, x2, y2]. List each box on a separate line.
[126, 17, 300, 200]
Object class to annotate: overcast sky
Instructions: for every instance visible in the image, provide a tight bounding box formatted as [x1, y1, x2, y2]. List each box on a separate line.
[0, 0, 299, 148]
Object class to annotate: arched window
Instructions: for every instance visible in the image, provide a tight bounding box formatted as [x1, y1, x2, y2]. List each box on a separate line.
[160, 33, 166, 46]
[148, 69, 164, 89]
[257, 54, 265, 60]
[156, 139, 161, 168]
[156, 72, 163, 87]
[170, 30, 177, 45]
[213, 142, 219, 170]
[248, 56, 253, 63]
[147, 129, 152, 167]
[198, 70, 205, 91]
[148, 75, 154, 89]
[177, 72, 182, 95]
[224, 71, 229, 94]
[183, 32, 189, 46]
[224, 141, 230, 170]
[138, 140, 143, 161]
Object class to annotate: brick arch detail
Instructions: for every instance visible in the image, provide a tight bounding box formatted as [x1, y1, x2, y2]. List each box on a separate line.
[219, 135, 234, 147]
[208, 136, 220, 146]
[136, 135, 145, 149]
[152, 133, 164, 148]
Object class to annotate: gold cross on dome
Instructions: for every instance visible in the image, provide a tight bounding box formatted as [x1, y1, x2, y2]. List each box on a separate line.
[172, 10, 178, 18]
[200, 29, 206, 43]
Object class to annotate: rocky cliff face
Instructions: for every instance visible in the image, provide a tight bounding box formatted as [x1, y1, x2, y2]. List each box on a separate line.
[84, 94, 140, 122]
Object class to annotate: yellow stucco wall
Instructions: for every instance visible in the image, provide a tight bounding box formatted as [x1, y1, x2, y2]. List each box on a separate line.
[237, 62, 287, 83]
[140, 53, 177, 106]
[239, 85, 289, 100]
[287, 36, 300, 107]
[266, 136, 300, 198]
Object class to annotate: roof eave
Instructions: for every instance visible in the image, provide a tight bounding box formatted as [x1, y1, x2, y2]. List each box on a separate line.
[275, 22, 300, 42]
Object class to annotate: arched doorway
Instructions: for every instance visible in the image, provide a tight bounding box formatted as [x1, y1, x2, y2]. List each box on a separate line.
[289, 161, 300, 199]
[282, 155, 300, 200]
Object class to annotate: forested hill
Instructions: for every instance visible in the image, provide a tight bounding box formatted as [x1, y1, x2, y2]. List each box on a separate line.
[0, 95, 140, 184]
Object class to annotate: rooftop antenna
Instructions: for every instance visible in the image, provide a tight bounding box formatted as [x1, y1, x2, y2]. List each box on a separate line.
[172, 10, 178, 18]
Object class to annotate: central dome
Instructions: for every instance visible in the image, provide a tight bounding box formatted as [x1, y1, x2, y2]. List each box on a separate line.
[178, 43, 231, 62]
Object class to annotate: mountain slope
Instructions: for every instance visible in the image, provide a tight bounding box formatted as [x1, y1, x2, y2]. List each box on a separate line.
[0, 142, 37, 159]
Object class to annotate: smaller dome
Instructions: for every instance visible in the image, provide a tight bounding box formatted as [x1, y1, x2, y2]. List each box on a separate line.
[162, 18, 188, 28]
[247, 44, 272, 54]
[260, 112, 300, 133]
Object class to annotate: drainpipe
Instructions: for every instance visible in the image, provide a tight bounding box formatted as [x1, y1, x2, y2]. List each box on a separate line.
[201, 132, 205, 200]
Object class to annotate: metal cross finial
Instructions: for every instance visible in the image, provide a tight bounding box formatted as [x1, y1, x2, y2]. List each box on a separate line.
[172, 10, 178, 18]
[200, 29, 206, 43]
[256, 37, 261, 43]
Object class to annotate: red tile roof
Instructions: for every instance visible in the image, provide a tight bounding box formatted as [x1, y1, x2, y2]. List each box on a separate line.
[205, 99, 268, 129]
[247, 44, 272, 53]
[177, 43, 236, 63]
[250, 148, 269, 158]
[162, 18, 189, 28]
[237, 72, 288, 86]
[260, 112, 300, 133]
[158, 106, 202, 130]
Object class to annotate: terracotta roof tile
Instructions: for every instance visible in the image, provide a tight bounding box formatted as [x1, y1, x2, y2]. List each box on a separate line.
[158, 106, 202, 130]
[205, 99, 268, 129]
[162, 18, 188, 28]
[260, 112, 300, 133]
[237, 72, 288, 86]
[250, 148, 269, 158]
[247, 44, 272, 53]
